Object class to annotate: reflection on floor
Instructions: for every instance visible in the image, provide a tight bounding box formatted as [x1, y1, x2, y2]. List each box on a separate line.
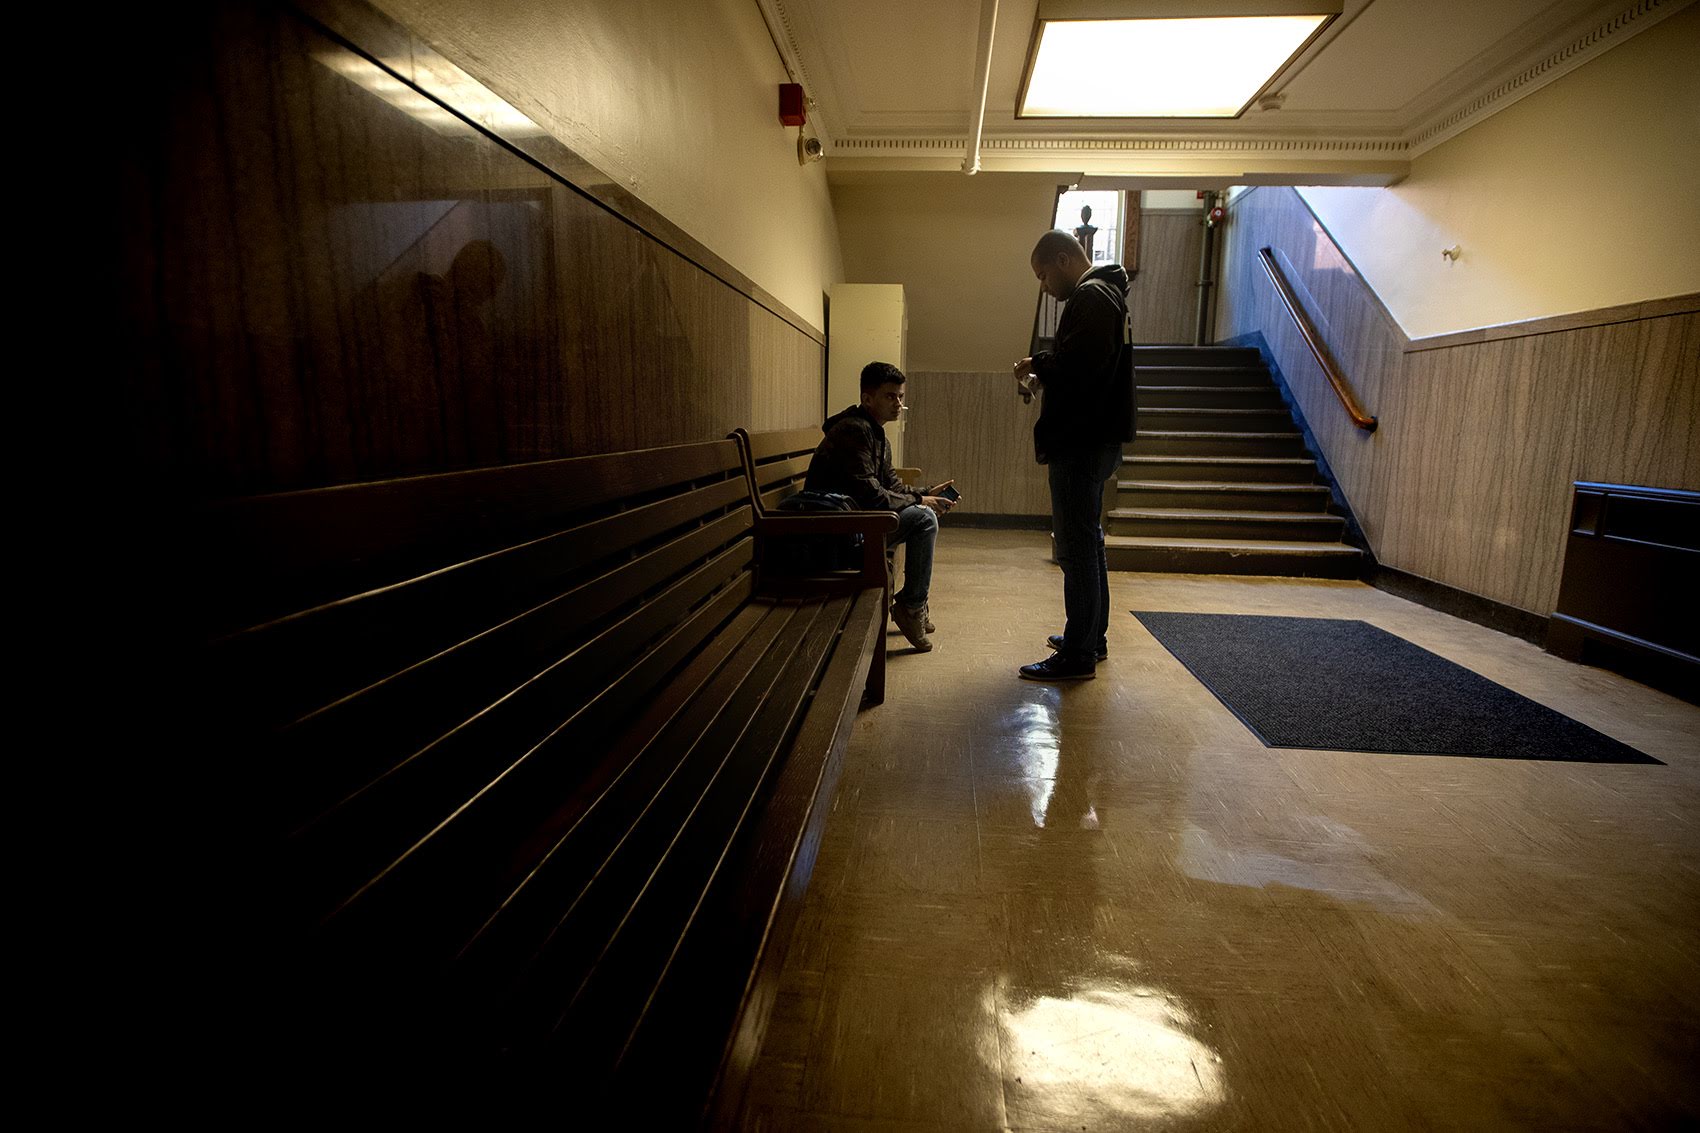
[738, 529, 1700, 1131]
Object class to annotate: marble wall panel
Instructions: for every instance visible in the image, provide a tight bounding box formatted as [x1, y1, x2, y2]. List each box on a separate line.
[114, 1, 821, 500]
[752, 304, 827, 433]
[1575, 313, 1700, 490]
[1127, 212, 1204, 345]
[905, 373, 1052, 518]
[1217, 186, 1700, 616]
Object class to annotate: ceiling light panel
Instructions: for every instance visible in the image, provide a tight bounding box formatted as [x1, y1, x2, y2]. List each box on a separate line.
[1020, 2, 1338, 119]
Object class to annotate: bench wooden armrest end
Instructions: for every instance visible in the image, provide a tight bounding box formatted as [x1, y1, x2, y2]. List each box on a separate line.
[753, 511, 899, 537]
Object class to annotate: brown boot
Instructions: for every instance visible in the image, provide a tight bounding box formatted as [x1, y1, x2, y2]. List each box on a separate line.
[891, 602, 933, 652]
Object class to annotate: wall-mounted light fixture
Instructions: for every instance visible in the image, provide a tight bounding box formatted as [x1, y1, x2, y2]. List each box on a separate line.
[1018, 0, 1340, 119]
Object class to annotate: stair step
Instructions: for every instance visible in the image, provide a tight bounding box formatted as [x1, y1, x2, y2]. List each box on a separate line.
[1134, 365, 1272, 387]
[1132, 430, 1307, 456]
[1130, 346, 1262, 367]
[1117, 479, 1332, 511]
[1124, 455, 1318, 482]
[1138, 385, 1284, 409]
[1106, 535, 1363, 578]
[1141, 407, 1294, 431]
[1108, 508, 1345, 541]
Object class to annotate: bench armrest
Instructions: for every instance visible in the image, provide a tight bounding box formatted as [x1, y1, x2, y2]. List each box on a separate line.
[753, 510, 898, 590]
[754, 511, 899, 537]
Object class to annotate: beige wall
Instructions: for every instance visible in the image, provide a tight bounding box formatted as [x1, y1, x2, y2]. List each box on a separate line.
[1141, 191, 1203, 211]
[373, 0, 843, 330]
[831, 172, 1062, 372]
[1296, 5, 1700, 340]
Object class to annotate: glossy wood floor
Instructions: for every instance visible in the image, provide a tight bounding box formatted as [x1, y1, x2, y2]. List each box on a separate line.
[738, 529, 1700, 1131]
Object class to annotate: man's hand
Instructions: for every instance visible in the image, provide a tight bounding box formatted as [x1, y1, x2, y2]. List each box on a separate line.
[921, 493, 957, 517]
[1013, 357, 1038, 403]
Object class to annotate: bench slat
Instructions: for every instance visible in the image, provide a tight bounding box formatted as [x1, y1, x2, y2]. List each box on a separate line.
[753, 452, 811, 492]
[267, 510, 753, 839]
[453, 591, 773, 979]
[501, 600, 839, 1043]
[633, 586, 886, 1121]
[202, 439, 743, 631]
[213, 476, 751, 730]
[553, 594, 854, 1071]
[317, 571, 766, 971]
[281, 537, 755, 925]
[455, 600, 802, 1032]
[744, 427, 822, 464]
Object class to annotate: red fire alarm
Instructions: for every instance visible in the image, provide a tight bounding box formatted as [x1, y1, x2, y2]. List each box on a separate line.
[779, 83, 806, 127]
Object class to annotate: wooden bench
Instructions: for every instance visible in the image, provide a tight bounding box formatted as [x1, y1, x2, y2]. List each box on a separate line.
[198, 432, 894, 1120]
[739, 425, 919, 644]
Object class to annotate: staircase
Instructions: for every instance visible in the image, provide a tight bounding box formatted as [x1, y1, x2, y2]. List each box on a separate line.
[1108, 346, 1363, 577]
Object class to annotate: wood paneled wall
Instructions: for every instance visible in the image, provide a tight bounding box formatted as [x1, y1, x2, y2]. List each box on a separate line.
[1128, 210, 1204, 345]
[112, 0, 823, 500]
[905, 372, 1052, 518]
[1217, 186, 1700, 616]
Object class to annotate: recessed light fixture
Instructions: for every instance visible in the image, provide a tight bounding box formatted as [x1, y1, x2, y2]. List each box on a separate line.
[1018, 0, 1340, 119]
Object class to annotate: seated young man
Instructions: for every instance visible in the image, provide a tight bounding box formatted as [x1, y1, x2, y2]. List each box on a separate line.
[804, 361, 956, 651]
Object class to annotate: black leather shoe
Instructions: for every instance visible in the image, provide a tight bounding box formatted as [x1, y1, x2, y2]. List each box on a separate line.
[1047, 634, 1107, 661]
[1019, 653, 1097, 681]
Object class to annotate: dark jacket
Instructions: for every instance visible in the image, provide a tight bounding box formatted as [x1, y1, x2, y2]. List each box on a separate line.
[804, 405, 922, 512]
[1030, 263, 1137, 463]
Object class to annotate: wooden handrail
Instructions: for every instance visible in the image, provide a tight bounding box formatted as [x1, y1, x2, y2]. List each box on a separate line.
[1258, 247, 1377, 432]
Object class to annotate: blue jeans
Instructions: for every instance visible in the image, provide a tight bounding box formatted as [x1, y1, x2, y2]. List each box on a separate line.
[889, 503, 937, 610]
[1048, 442, 1123, 658]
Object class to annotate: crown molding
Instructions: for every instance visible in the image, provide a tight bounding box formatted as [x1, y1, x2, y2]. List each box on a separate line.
[829, 134, 1409, 183]
[829, 135, 1412, 182]
[1404, 0, 1692, 157]
[834, 136, 1411, 156]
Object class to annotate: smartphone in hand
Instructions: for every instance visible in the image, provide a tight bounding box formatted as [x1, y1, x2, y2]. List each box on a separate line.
[932, 483, 961, 502]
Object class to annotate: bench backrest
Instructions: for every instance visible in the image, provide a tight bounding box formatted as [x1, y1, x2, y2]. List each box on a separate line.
[743, 426, 823, 513]
[198, 439, 754, 958]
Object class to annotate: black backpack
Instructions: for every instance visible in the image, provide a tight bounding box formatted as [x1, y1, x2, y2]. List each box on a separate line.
[770, 490, 864, 574]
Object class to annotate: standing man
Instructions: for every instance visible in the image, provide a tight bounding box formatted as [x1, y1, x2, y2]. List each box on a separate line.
[806, 361, 957, 652]
[1013, 231, 1136, 681]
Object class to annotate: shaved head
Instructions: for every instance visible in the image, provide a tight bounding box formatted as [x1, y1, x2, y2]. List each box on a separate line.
[1030, 229, 1093, 300]
[1031, 229, 1089, 266]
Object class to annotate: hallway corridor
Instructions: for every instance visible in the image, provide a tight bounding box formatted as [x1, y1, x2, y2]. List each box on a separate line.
[739, 530, 1700, 1130]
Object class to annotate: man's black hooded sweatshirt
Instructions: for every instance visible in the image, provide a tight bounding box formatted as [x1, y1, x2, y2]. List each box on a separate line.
[804, 404, 922, 512]
[1029, 263, 1137, 464]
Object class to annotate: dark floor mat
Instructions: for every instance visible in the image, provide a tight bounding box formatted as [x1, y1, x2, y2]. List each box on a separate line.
[1132, 612, 1658, 763]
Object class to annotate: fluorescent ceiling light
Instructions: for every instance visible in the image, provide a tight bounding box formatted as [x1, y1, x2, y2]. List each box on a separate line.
[1020, 8, 1336, 119]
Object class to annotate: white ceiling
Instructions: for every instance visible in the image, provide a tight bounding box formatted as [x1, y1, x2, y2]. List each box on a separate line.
[761, 0, 1692, 183]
